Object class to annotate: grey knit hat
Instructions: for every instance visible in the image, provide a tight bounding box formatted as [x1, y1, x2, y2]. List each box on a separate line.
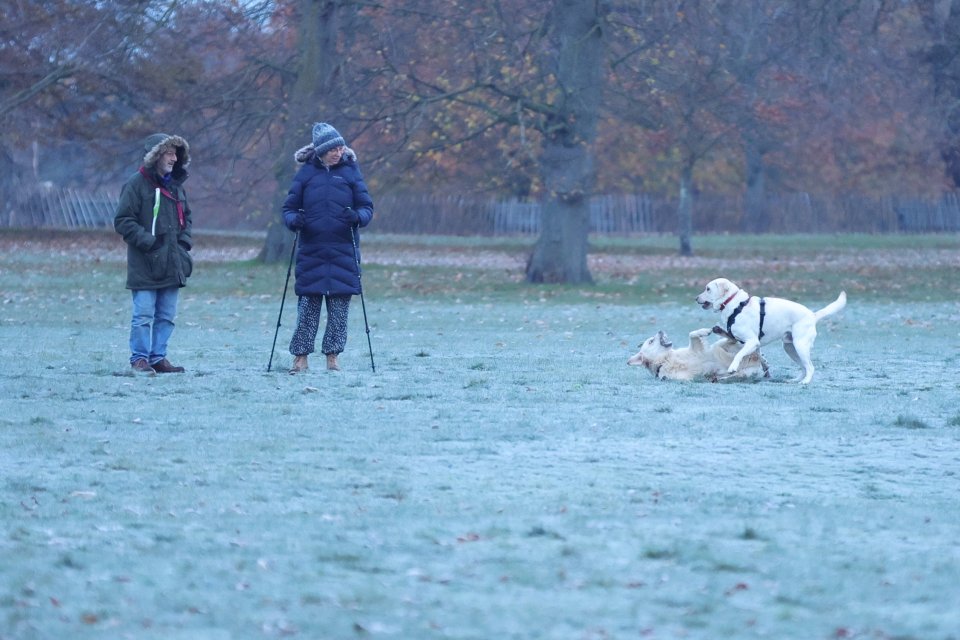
[311, 122, 346, 156]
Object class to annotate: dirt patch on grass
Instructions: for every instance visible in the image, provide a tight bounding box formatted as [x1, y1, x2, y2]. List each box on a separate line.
[0, 229, 263, 264]
[349, 244, 960, 275]
[2, 229, 958, 274]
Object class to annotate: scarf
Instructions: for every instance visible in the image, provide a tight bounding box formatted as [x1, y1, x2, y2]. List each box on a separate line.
[139, 166, 185, 229]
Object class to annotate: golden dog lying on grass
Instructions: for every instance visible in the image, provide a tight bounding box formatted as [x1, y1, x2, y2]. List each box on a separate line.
[628, 327, 769, 382]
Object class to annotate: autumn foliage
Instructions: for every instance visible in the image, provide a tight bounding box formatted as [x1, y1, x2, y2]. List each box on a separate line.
[2, 0, 958, 232]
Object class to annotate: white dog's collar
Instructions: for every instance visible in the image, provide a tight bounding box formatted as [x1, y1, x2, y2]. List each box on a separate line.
[719, 289, 741, 310]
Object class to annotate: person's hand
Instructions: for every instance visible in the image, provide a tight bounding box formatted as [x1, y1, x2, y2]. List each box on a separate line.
[343, 206, 360, 224]
[150, 234, 164, 251]
[286, 212, 304, 231]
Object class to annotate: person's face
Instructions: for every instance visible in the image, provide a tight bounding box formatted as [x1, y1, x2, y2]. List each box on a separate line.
[157, 148, 178, 174]
[321, 146, 344, 165]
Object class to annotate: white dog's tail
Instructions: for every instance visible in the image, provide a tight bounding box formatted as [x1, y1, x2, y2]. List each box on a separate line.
[814, 291, 847, 321]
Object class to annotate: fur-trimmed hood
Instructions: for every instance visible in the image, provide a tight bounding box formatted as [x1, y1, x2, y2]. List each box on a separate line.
[294, 144, 357, 166]
[143, 133, 190, 180]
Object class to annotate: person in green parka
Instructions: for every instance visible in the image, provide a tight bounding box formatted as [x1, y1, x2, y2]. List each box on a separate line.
[114, 133, 194, 374]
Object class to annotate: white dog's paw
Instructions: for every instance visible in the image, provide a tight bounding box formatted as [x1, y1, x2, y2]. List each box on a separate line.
[689, 328, 712, 338]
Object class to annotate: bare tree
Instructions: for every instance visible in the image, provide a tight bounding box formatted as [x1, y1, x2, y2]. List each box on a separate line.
[2, 0, 953, 250]
[911, 0, 960, 187]
[258, 0, 356, 263]
[0, 1, 158, 200]
[613, 2, 739, 255]
[367, 0, 608, 283]
[522, 0, 606, 283]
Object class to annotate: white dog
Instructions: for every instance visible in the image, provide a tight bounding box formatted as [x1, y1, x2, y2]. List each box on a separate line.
[695, 278, 846, 384]
[627, 327, 769, 382]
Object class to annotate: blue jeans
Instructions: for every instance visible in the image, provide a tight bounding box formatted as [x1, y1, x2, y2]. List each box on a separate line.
[129, 287, 179, 365]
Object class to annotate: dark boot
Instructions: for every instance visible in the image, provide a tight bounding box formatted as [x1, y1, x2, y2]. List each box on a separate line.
[131, 358, 155, 374]
[152, 358, 185, 373]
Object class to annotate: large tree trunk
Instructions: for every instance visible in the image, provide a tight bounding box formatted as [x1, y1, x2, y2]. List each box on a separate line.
[940, 2, 960, 188]
[918, 0, 960, 189]
[259, 0, 343, 263]
[526, 158, 593, 283]
[525, 0, 605, 284]
[742, 135, 769, 233]
[677, 163, 694, 256]
[0, 145, 26, 224]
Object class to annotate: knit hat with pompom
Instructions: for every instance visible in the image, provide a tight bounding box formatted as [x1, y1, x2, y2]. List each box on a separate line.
[311, 122, 346, 156]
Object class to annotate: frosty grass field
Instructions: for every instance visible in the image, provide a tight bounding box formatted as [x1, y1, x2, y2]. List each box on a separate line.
[2, 229, 959, 640]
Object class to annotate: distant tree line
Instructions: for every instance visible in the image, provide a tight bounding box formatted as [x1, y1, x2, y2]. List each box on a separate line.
[2, 0, 959, 279]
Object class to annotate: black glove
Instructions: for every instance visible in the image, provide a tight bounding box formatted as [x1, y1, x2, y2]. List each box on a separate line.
[150, 234, 164, 251]
[343, 207, 360, 224]
[286, 212, 305, 231]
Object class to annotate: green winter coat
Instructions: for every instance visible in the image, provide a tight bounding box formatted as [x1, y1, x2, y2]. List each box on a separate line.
[114, 134, 194, 290]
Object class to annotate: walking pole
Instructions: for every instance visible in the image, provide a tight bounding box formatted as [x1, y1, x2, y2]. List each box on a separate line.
[350, 225, 376, 373]
[267, 230, 298, 372]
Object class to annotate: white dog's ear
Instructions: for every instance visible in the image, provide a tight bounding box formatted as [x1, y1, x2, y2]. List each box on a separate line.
[658, 331, 672, 348]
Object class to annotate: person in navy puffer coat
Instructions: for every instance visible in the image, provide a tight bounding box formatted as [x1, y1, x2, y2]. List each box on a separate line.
[282, 122, 374, 373]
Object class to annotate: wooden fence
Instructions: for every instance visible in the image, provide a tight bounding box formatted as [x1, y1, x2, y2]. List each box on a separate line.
[5, 186, 119, 230]
[4, 185, 959, 235]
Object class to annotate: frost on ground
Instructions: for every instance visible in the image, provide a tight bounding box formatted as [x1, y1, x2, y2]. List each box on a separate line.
[1, 232, 959, 640]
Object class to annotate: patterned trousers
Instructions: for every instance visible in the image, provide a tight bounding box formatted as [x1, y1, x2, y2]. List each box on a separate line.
[289, 295, 351, 356]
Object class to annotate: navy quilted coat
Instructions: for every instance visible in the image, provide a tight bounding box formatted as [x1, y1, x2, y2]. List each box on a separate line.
[282, 148, 374, 297]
